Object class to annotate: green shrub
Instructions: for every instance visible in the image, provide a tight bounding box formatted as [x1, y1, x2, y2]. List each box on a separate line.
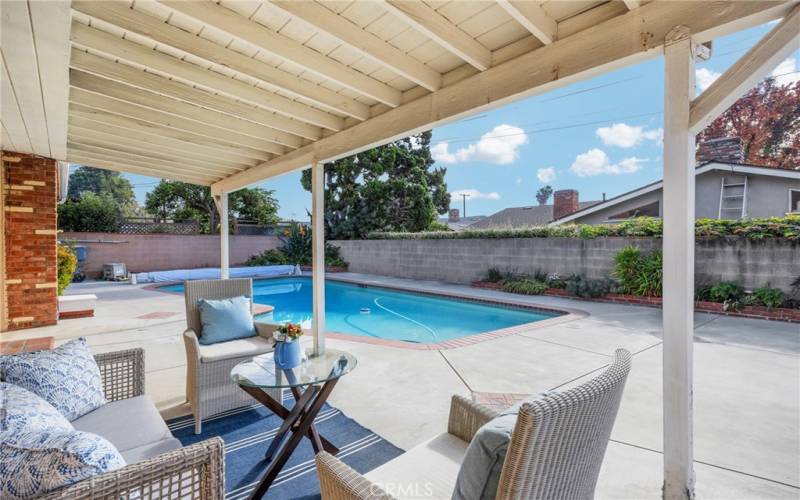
[752, 285, 784, 309]
[280, 224, 312, 264]
[502, 278, 547, 295]
[613, 246, 641, 295]
[708, 281, 744, 303]
[325, 244, 348, 268]
[546, 273, 567, 289]
[57, 244, 77, 296]
[57, 192, 122, 232]
[566, 275, 616, 298]
[612, 247, 663, 297]
[247, 249, 289, 266]
[484, 267, 508, 283]
[366, 215, 799, 241]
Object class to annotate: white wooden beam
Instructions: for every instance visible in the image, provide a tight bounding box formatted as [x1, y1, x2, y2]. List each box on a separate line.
[213, 1, 787, 194]
[1, 55, 33, 154]
[70, 68, 292, 153]
[689, 4, 800, 134]
[220, 192, 229, 279]
[623, 0, 641, 10]
[381, 1, 492, 71]
[70, 21, 339, 134]
[160, 0, 402, 107]
[71, 1, 369, 122]
[67, 152, 213, 186]
[270, 0, 442, 91]
[311, 159, 325, 356]
[28, 0, 71, 159]
[70, 49, 307, 147]
[662, 25, 696, 500]
[69, 107, 272, 164]
[497, 1, 557, 45]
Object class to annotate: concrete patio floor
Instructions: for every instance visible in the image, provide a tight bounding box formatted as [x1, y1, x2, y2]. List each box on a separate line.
[7, 273, 798, 499]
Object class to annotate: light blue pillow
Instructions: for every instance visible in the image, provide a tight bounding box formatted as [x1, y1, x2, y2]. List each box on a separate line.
[1, 382, 73, 435]
[197, 295, 257, 345]
[0, 429, 125, 499]
[1, 338, 106, 421]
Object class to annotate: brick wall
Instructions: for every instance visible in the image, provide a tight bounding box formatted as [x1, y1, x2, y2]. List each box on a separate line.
[2, 151, 58, 330]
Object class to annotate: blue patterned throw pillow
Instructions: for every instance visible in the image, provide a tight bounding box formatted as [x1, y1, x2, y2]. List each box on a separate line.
[1, 338, 106, 421]
[0, 429, 126, 499]
[1, 382, 73, 434]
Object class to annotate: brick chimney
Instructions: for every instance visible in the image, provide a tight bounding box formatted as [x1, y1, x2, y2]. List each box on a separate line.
[553, 189, 579, 220]
[448, 208, 460, 222]
[696, 137, 744, 164]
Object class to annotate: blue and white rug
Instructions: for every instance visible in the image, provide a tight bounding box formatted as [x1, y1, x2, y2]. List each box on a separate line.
[168, 393, 403, 499]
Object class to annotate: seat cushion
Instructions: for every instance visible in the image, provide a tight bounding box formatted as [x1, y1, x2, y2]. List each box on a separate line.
[198, 335, 274, 363]
[71, 395, 172, 454]
[0, 428, 125, 499]
[1, 382, 73, 435]
[197, 296, 257, 345]
[365, 433, 468, 500]
[120, 437, 182, 464]
[1, 337, 106, 421]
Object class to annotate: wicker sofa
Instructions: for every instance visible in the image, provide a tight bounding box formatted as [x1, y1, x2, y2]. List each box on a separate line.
[41, 348, 224, 499]
[316, 349, 631, 500]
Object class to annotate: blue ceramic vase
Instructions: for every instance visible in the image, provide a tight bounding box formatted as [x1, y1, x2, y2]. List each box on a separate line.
[274, 340, 302, 369]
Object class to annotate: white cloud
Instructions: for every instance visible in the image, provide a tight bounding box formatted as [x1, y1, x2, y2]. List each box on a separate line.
[432, 124, 528, 165]
[569, 149, 647, 177]
[536, 167, 556, 183]
[450, 188, 501, 200]
[696, 68, 721, 91]
[596, 123, 663, 148]
[771, 57, 799, 86]
[515, 177, 523, 185]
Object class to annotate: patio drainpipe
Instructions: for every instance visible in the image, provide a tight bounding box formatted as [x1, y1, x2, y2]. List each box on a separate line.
[220, 192, 230, 280]
[662, 26, 696, 500]
[311, 159, 326, 355]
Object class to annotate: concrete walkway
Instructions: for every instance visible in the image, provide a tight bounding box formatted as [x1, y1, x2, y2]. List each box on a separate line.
[7, 274, 798, 499]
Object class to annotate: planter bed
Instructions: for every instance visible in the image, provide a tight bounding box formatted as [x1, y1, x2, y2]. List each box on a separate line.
[470, 282, 800, 323]
[299, 265, 348, 273]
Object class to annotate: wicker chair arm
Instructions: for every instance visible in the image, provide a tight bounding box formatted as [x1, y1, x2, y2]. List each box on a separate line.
[255, 320, 280, 339]
[183, 329, 201, 360]
[316, 452, 395, 500]
[93, 348, 145, 402]
[41, 437, 225, 499]
[447, 394, 499, 443]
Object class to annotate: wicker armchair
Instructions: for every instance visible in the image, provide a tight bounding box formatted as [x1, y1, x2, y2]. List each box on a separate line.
[316, 349, 632, 500]
[41, 348, 224, 499]
[183, 278, 281, 434]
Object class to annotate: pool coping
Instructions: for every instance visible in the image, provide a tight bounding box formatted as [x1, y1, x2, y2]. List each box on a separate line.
[147, 275, 587, 350]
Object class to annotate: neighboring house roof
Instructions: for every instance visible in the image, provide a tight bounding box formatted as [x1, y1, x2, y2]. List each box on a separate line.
[438, 215, 486, 231]
[468, 201, 601, 230]
[549, 161, 800, 226]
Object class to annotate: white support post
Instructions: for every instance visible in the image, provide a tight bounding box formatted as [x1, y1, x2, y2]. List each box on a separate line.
[662, 27, 696, 500]
[219, 192, 230, 280]
[311, 159, 326, 355]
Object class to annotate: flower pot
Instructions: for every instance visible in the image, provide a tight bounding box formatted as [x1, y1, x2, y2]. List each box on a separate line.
[274, 340, 302, 369]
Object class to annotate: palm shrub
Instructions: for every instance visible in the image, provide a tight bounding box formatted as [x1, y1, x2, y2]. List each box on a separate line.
[57, 244, 77, 295]
[280, 224, 312, 264]
[636, 250, 663, 297]
[613, 246, 641, 295]
[612, 247, 663, 297]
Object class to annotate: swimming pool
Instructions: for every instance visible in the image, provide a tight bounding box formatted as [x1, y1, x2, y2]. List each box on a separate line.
[162, 277, 559, 344]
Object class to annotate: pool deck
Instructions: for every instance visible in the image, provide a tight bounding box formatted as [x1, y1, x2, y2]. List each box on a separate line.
[6, 273, 799, 499]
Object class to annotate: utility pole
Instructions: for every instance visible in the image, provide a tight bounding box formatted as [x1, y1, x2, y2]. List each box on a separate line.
[460, 193, 470, 218]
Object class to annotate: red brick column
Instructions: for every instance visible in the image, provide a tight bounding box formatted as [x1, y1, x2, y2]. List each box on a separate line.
[2, 151, 58, 330]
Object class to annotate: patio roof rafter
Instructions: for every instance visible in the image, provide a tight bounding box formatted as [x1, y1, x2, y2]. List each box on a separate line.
[497, 0, 558, 45]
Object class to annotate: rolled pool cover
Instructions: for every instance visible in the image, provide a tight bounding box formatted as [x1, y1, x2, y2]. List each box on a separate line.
[133, 264, 301, 283]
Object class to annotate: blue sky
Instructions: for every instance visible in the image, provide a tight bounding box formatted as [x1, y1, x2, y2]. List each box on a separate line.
[121, 22, 798, 220]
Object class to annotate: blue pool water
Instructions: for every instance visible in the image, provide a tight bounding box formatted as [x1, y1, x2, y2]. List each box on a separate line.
[163, 277, 557, 343]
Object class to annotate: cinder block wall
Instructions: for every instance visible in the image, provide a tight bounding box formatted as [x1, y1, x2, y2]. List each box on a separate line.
[60, 232, 281, 278]
[332, 237, 800, 292]
[2, 151, 58, 330]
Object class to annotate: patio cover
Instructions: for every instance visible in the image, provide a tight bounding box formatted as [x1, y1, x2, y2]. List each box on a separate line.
[2, 1, 798, 498]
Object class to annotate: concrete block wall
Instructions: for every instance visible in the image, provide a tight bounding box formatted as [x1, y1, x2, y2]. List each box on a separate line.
[60, 232, 281, 278]
[2, 151, 58, 330]
[332, 237, 800, 292]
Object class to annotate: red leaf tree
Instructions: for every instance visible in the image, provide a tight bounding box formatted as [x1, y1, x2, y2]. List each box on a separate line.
[698, 78, 799, 169]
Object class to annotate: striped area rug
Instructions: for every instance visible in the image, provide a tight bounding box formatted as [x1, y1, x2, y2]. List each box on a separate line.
[167, 393, 403, 499]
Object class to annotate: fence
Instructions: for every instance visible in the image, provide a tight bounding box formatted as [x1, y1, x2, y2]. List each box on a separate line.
[119, 218, 200, 235]
[60, 232, 281, 278]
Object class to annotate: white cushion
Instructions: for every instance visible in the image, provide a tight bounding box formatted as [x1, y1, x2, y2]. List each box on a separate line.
[198, 336, 274, 363]
[365, 433, 468, 499]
